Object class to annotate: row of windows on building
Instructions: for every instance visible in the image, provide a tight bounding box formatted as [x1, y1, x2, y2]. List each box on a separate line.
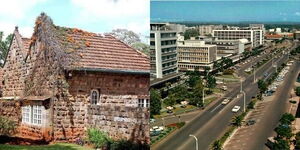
[162, 54, 177, 61]
[161, 33, 176, 38]
[21, 90, 149, 126]
[163, 68, 177, 75]
[178, 52, 208, 56]
[162, 47, 176, 53]
[178, 64, 207, 70]
[179, 57, 209, 62]
[161, 40, 176, 46]
[162, 61, 176, 68]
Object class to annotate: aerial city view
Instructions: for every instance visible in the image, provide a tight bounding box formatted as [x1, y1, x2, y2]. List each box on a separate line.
[150, 1, 300, 150]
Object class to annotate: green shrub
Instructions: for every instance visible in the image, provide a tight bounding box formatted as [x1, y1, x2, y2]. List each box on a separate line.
[87, 128, 111, 148]
[223, 69, 234, 75]
[176, 122, 186, 128]
[0, 116, 16, 136]
[110, 140, 149, 150]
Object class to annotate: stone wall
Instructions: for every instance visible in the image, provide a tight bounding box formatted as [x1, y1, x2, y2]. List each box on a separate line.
[0, 100, 21, 123]
[52, 71, 150, 143]
[2, 35, 27, 97]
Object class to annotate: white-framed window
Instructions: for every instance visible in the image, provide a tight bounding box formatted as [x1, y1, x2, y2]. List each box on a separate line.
[138, 99, 149, 108]
[22, 106, 31, 124]
[21, 105, 43, 126]
[90, 89, 100, 105]
[32, 105, 42, 125]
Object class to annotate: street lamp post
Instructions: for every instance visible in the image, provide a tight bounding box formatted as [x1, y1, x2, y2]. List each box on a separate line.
[241, 91, 246, 112]
[189, 134, 198, 150]
[240, 79, 243, 92]
[253, 67, 256, 83]
[202, 88, 205, 106]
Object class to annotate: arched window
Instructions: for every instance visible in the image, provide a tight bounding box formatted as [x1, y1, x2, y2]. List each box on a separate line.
[90, 89, 99, 105]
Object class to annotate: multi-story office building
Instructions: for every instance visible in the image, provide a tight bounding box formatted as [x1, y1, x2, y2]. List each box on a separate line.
[198, 25, 223, 36]
[212, 27, 264, 48]
[207, 39, 251, 56]
[150, 23, 178, 79]
[177, 40, 217, 71]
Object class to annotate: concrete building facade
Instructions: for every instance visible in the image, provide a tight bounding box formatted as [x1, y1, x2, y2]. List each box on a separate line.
[150, 23, 178, 79]
[177, 40, 217, 71]
[212, 28, 264, 48]
[198, 25, 223, 36]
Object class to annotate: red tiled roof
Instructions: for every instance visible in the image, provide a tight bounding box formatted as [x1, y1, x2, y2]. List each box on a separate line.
[60, 28, 150, 73]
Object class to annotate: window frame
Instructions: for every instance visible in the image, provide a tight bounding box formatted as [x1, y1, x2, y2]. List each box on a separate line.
[21, 105, 43, 126]
[90, 89, 100, 105]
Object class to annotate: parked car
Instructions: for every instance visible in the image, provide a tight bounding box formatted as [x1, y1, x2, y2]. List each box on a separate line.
[232, 106, 241, 112]
[246, 120, 256, 126]
[221, 99, 230, 105]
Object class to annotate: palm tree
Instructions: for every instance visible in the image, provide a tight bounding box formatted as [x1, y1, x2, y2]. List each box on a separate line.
[212, 140, 222, 150]
[232, 116, 243, 127]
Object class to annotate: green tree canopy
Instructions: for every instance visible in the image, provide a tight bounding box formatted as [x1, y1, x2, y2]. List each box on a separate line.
[0, 32, 13, 66]
[184, 28, 199, 40]
[150, 89, 162, 116]
[257, 79, 267, 93]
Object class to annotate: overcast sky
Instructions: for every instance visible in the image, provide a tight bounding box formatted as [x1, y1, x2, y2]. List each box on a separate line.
[0, 0, 149, 40]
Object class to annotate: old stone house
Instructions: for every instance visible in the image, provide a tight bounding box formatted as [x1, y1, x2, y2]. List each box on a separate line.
[0, 13, 150, 143]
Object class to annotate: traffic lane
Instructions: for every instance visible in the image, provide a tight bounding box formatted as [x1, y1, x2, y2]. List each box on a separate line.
[153, 51, 289, 150]
[248, 61, 300, 150]
[180, 82, 260, 150]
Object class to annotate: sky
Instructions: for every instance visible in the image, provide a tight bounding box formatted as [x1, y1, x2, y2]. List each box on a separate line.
[0, 0, 149, 41]
[151, 0, 300, 23]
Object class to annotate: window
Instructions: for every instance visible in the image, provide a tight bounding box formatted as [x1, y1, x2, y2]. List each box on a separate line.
[32, 105, 42, 125]
[138, 99, 149, 108]
[91, 89, 100, 105]
[22, 106, 31, 124]
[22, 105, 43, 126]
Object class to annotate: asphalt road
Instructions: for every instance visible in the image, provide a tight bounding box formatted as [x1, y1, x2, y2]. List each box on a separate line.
[245, 59, 300, 150]
[152, 45, 295, 150]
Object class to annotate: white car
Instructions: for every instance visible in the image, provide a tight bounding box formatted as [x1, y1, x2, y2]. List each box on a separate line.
[232, 106, 241, 112]
[222, 99, 230, 105]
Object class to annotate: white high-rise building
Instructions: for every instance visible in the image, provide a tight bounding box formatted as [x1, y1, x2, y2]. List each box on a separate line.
[212, 27, 264, 48]
[150, 23, 178, 79]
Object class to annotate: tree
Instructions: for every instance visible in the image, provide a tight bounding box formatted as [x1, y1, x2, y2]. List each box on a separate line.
[189, 79, 204, 107]
[206, 75, 216, 90]
[212, 140, 222, 150]
[150, 89, 162, 116]
[257, 79, 267, 93]
[0, 32, 13, 66]
[184, 28, 199, 40]
[110, 29, 141, 46]
[187, 73, 200, 88]
[279, 113, 295, 125]
[204, 66, 210, 78]
[163, 94, 176, 107]
[273, 138, 290, 150]
[275, 125, 293, 140]
[131, 42, 150, 56]
[170, 85, 189, 103]
[232, 116, 243, 127]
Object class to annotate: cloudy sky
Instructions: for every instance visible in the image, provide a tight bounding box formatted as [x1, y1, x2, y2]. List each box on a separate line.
[0, 0, 149, 40]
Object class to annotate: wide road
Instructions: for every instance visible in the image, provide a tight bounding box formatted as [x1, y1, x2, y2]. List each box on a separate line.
[152, 45, 295, 150]
[247, 59, 300, 150]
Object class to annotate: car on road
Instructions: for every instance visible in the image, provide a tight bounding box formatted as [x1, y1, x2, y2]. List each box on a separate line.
[150, 118, 156, 123]
[232, 106, 241, 112]
[221, 99, 230, 105]
[246, 120, 256, 126]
